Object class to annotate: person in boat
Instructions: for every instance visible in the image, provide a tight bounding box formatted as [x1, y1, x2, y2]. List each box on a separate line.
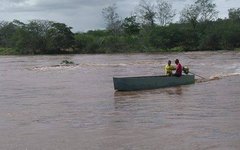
[174, 59, 182, 77]
[165, 60, 175, 76]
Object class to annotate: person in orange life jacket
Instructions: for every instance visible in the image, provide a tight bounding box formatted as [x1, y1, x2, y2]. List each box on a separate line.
[174, 59, 182, 77]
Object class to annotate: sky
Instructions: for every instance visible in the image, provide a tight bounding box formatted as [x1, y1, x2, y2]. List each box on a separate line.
[0, 0, 240, 32]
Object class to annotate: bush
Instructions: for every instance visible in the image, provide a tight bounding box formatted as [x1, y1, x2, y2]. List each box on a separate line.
[0, 47, 19, 55]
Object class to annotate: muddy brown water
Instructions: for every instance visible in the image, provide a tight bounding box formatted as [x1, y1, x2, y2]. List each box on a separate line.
[0, 51, 240, 150]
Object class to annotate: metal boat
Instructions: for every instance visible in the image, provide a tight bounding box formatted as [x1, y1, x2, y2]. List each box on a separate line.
[113, 75, 195, 91]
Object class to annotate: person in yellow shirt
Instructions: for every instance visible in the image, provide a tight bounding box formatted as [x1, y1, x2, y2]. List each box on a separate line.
[165, 60, 175, 76]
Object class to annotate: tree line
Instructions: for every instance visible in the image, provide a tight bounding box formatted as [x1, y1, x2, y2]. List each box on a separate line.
[0, 0, 240, 55]
[0, 20, 74, 54]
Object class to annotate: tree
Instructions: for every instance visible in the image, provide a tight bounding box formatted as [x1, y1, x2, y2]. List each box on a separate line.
[0, 21, 8, 46]
[46, 22, 74, 52]
[195, 0, 218, 22]
[156, 0, 176, 26]
[102, 4, 122, 35]
[180, 4, 200, 29]
[180, 0, 218, 28]
[14, 27, 32, 54]
[122, 15, 140, 35]
[0, 21, 18, 47]
[26, 20, 51, 51]
[136, 0, 156, 27]
[12, 19, 25, 27]
[228, 8, 240, 21]
[13, 20, 56, 54]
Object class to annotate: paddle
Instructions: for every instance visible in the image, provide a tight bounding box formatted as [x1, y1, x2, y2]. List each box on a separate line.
[189, 71, 206, 79]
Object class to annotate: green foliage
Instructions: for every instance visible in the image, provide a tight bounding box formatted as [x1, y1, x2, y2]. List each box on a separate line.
[14, 27, 34, 54]
[0, 22, 17, 47]
[228, 8, 240, 21]
[0, 20, 75, 54]
[170, 46, 184, 52]
[122, 16, 140, 35]
[199, 32, 221, 50]
[0, 47, 19, 55]
[74, 33, 103, 53]
[0, 6, 240, 55]
[46, 22, 74, 53]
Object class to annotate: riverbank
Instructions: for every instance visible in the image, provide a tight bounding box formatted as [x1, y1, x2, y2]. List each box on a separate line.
[1, 17, 240, 55]
[0, 48, 19, 55]
[0, 47, 240, 55]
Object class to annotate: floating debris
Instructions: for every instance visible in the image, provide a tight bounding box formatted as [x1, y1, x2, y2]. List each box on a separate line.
[60, 60, 75, 65]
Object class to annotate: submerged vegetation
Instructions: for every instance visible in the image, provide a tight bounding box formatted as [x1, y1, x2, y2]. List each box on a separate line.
[0, 0, 240, 55]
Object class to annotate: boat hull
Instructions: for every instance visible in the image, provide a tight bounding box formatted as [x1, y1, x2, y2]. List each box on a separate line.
[113, 75, 195, 91]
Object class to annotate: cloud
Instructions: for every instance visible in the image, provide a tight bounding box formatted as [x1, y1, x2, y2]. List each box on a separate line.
[0, 0, 240, 32]
[0, 0, 27, 3]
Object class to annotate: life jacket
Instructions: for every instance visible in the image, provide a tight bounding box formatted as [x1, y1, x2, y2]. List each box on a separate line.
[165, 64, 175, 75]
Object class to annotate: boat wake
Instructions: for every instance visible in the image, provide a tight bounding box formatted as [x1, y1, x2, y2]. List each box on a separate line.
[31, 64, 79, 71]
[30, 63, 128, 71]
[196, 72, 240, 83]
[210, 72, 240, 79]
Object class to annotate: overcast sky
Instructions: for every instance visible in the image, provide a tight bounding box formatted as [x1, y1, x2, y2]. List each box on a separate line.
[0, 0, 240, 32]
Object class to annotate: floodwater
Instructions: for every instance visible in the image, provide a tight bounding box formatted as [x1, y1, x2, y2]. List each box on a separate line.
[0, 51, 239, 150]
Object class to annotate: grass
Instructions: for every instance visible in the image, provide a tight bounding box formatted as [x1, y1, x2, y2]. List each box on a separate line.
[0, 47, 19, 55]
[234, 47, 240, 51]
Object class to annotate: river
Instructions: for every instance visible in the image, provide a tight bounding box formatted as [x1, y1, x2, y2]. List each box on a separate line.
[0, 51, 240, 150]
